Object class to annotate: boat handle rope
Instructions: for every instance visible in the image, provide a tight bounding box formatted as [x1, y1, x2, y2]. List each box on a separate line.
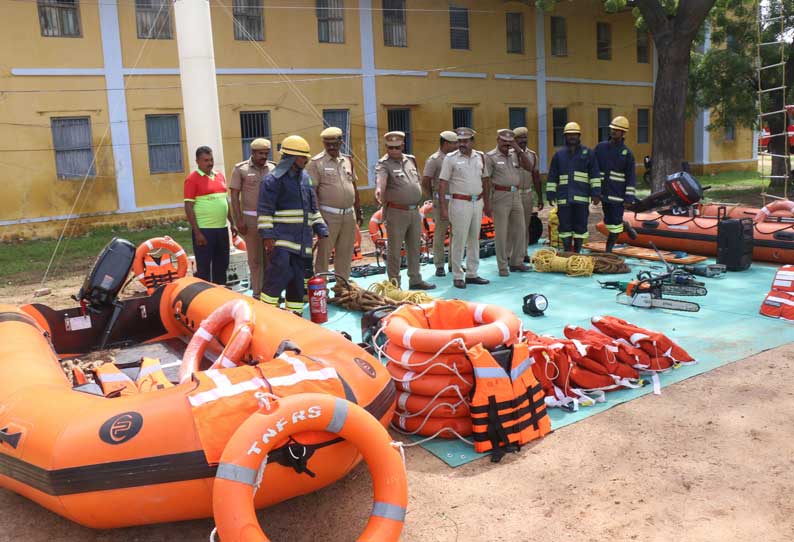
[375, 337, 469, 368]
[396, 384, 469, 419]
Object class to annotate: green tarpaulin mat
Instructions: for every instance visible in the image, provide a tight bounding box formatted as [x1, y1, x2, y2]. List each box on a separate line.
[321, 248, 793, 467]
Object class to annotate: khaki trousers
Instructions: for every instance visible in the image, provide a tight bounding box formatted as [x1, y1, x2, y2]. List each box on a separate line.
[315, 209, 356, 281]
[492, 190, 526, 272]
[385, 206, 422, 286]
[432, 200, 450, 268]
[449, 198, 483, 281]
[242, 215, 267, 297]
[520, 190, 534, 256]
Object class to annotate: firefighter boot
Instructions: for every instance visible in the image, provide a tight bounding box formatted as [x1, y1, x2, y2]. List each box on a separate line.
[605, 233, 618, 253]
[573, 238, 583, 253]
[562, 237, 573, 252]
[623, 220, 638, 240]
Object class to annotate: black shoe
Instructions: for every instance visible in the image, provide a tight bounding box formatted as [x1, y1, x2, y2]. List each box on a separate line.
[605, 233, 618, 253]
[562, 238, 573, 252]
[573, 238, 583, 253]
[409, 281, 436, 291]
[523, 255, 531, 264]
[454, 279, 466, 289]
[465, 276, 490, 285]
[509, 264, 531, 272]
[435, 267, 446, 277]
[624, 221, 638, 240]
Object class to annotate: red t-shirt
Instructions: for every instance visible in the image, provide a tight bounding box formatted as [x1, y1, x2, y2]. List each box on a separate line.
[184, 170, 229, 228]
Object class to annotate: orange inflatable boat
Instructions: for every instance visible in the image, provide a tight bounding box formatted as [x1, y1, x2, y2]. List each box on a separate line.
[600, 204, 794, 264]
[0, 241, 395, 530]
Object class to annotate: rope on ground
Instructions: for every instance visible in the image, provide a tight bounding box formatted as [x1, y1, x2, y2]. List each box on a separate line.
[326, 274, 434, 312]
[558, 251, 631, 274]
[368, 279, 435, 304]
[532, 248, 595, 276]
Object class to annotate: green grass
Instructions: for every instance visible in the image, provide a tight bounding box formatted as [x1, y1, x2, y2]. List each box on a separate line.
[0, 222, 193, 286]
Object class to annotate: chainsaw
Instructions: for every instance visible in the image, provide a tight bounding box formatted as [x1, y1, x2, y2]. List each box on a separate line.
[615, 291, 701, 312]
[601, 274, 703, 312]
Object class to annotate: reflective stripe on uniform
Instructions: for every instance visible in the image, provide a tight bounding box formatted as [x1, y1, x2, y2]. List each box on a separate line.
[590, 177, 601, 188]
[605, 223, 624, 233]
[275, 240, 303, 251]
[572, 231, 589, 239]
[275, 209, 304, 216]
[273, 217, 305, 224]
[573, 195, 590, 203]
[260, 292, 280, 305]
[609, 170, 625, 181]
[607, 195, 624, 203]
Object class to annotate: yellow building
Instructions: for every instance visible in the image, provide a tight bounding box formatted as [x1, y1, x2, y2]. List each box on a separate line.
[0, 0, 755, 238]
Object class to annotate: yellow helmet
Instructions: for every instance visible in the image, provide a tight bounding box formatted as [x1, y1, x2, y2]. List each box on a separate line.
[563, 122, 581, 135]
[609, 116, 630, 132]
[280, 135, 311, 158]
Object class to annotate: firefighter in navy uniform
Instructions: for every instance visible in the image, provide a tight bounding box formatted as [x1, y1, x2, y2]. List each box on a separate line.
[594, 116, 638, 252]
[257, 135, 328, 316]
[546, 122, 601, 253]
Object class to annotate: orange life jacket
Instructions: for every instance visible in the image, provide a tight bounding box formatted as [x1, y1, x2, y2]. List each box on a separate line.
[141, 253, 178, 290]
[94, 363, 139, 397]
[468, 343, 550, 462]
[591, 316, 694, 370]
[760, 290, 794, 320]
[188, 352, 345, 463]
[134, 357, 174, 393]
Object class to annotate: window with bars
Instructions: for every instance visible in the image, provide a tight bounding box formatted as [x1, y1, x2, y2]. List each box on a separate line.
[725, 124, 736, 141]
[387, 109, 412, 154]
[452, 107, 473, 130]
[598, 108, 612, 142]
[316, 0, 344, 44]
[506, 12, 523, 54]
[233, 0, 264, 41]
[449, 6, 469, 50]
[636, 28, 649, 63]
[550, 16, 567, 57]
[240, 111, 272, 160]
[51, 117, 95, 179]
[637, 108, 650, 144]
[38, 0, 81, 37]
[597, 22, 611, 60]
[146, 115, 183, 174]
[383, 0, 407, 47]
[135, 0, 172, 39]
[552, 108, 568, 147]
[509, 108, 527, 130]
[322, 109, 351, 155]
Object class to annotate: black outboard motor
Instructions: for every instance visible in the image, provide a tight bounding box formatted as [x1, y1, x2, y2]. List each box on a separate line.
[78, 238, 136, 309]
[630, 171, 707, 213]
[77, 238, 136, 349]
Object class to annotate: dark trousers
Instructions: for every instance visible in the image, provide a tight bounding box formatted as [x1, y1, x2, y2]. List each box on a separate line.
[193, 227, 229, 285]
[602, 203, 625, 233]
[262, 248, 312, 312]
[557, 203, 589, 239]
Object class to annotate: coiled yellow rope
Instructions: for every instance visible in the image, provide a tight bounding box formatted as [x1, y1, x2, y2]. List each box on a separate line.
[368, 279, 435, 304]
[531, 248, 595, 277]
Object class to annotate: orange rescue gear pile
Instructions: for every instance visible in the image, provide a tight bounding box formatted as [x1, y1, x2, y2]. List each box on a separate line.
[132, 236, 189, 294]
[760, 264, 794, 320]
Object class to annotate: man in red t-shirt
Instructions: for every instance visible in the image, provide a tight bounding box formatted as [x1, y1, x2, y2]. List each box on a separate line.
[184, 146, 236, 285]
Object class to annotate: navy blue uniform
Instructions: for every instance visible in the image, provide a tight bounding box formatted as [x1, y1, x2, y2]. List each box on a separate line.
[258, 167, 327, 314]
[594, 139, 636, 234]
[546, 145, 601, 240]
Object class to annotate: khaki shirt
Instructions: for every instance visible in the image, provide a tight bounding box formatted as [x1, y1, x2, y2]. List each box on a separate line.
[518, 148, 538, 190]
[422, 149, 447, 195]
[438, 149, 485, 196]
[484, 148, 521, 187]
[306, 151, 358, 209]
[229, 158, 276, 212]
[375, 153, 423, 206]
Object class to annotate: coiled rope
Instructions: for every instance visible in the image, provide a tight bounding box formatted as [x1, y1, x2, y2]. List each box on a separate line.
[532, 248, 595, 276]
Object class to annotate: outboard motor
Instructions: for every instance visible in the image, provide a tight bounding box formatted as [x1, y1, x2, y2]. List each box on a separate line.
[78, 238, 136, 309]
[630, 171, 707, 213]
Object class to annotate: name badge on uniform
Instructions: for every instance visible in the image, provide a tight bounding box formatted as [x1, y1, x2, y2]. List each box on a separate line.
[496, 161, 505, 165]
[247, 173, 256, 176]
[324, 167, 336, 172]
[457, 161, 466, 165]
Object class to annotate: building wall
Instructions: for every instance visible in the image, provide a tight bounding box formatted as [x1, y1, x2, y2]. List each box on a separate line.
[0, 0, 755, 238]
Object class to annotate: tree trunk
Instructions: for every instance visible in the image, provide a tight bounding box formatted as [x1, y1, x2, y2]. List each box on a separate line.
[650, 40, 693, 191]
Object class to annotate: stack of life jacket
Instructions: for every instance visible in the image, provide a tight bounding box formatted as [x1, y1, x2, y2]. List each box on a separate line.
[94, 357, 174, 397]
[760, 265, 794, 321]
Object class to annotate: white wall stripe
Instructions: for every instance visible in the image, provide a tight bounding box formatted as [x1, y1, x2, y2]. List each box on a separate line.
[495, 73, 536, 81]
[546, 76, 653, 88]
[0, 203, 183, 227]
[439, 71, 487, 79]
[358, 0, 379, 188]
[11, 68, 105, 76]
[374, 69, 428, 77]
[217, 67, 362, 75]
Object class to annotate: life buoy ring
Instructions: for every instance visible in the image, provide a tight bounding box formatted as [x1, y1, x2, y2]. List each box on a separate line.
[397, 389, 470, 418]
[380, 342, 473, 375]
[386, 362, 472, 397]
[132, 236, 188, 294]
[232, 233, 247, 251]
[213, 393, 408, 542]
[382, 300, 521, 352]
[392, 411, 472, 437]
[754, 200, 794, 224]
[368, 207, 386, 249]
[178, 300, 254, 384]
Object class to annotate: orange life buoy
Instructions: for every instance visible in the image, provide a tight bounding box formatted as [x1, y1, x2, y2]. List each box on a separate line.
[382, 300, 521, 352]
[396, 389, 470, 418]
[754, 200, 794, 224]
[379, 342, 473, 375]
[212, 393, 408, 542]
[392, 411, 472, 437]
[232, 233, 247, 251]
[179, 299, 254, 384]
[353, 228, 363, 261]
[132, 236, 189, 294]
[386, 362, 472, 397]
[368, 207, 386, 248]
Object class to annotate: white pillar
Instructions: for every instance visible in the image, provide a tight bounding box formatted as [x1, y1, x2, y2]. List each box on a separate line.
[534, 6, 548, 173]
[359, 0, 379, 187]
[173, 0, 225, 175]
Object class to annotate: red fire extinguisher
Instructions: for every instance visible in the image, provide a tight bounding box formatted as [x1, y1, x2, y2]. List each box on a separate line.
[307, 274, 328, 324]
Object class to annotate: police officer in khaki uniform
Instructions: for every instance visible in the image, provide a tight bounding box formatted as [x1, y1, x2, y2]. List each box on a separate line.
[230, 138, 276, 298]
[306, 126, 361, 282]
[438, 127, 490, 289]
[421, 130, 459, 277]
[484, 129, 532, 276]
[514, 127, 543, 262]
[375, 131, 435, 290]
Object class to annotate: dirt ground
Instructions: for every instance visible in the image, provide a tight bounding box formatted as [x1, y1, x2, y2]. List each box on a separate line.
[2, 206, 793, 541]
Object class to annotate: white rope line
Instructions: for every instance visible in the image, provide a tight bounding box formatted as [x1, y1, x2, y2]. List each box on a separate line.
[388, 361, 472, 387]
[396, 384, 468, 419]
[375, 337, 468, 368]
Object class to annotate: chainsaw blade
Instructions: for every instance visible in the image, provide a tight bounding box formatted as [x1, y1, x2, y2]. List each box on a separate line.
[660, 284, 708, 297]
[649, 298, 700, 312]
